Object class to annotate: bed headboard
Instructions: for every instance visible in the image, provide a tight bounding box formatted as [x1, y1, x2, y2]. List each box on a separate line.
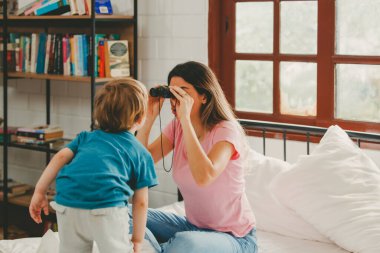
[177, 119, 380, 201]
[239, 119, 380, 161]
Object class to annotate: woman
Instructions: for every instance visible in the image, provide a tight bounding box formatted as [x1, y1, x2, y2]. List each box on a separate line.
[137, 61, 258, 253]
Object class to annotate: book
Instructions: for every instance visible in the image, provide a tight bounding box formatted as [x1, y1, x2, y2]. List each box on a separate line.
[30, 33, 39, 73]
[34, 0, 70, 16]
[24, 0, 50, 16]
[44, 34, 52, 74]
[14, 0, 37, 16]
[98, 39, 105, 77]
[68, 0, 78, 15]
[76, 0, 86, 15]
[94, 34, 106, 77]
[0, 126, 18, 142]
[95, 0, 112, 15]
[104, 40, 130, 77]
[85, 0, 91, 15]
[36, 33, 47, 74]
[16, 125, 64, 144]
[62, 35, 71, 76]
[8, 184, 33, 194]
[0, 179, 28, 191]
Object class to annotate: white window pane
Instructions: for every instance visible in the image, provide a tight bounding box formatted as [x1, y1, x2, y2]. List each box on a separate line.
[236, 2, 273, 53]
[280, 1, 317, 54]
[336, 64, 380, 123]
[280, 62, 317, 116]
[235, 60, 273, 113]
[336, 0, 380, 55]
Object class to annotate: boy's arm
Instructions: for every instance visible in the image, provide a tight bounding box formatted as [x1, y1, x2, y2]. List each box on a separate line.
[29, 147, 74, 223]
[35, 147, 74, 193]
[131, 187, 149, 253]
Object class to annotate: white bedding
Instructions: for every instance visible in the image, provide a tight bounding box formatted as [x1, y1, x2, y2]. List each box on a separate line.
[257, 231, 349, 253]
[0, 201, 350, 253]
[159, 202, 350, 253]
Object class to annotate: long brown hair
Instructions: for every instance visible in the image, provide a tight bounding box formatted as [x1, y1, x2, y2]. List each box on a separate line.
[168, 61, 236, 130]
[94, 78, 147, 132]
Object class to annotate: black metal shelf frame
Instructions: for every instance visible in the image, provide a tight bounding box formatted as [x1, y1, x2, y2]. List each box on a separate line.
[1, 0, 138, 239]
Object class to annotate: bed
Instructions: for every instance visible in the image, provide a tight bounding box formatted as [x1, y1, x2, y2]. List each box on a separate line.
[1, 119, 380, 253]
[0, 202, 351, 253]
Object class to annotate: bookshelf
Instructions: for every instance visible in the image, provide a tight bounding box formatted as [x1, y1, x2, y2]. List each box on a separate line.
[7, 72, 114, 83]
[1, 0, 138, 239]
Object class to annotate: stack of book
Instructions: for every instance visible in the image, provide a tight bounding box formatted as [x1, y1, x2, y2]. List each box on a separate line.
[16, 125, 64, 144]
[16, 0, 71, 16]
[14, 0, 113, 16]
[0, 179, 33, 198]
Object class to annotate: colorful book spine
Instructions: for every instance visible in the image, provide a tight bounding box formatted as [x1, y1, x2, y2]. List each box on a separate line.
[44, 34, 52, 74]
[82, 35, 88, 76]
[69, 35, 76, 76]
[98, 40, 105, 77]
[36, 33, 47, 74]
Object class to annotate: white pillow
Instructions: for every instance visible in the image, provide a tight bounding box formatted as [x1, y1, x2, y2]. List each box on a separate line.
[271, 125, 380, 253]
[244, 149, 330, 242]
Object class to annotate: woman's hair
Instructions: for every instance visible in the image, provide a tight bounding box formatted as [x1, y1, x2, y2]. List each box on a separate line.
[168, 61, 237, 130]
[94, 78, 147, 133]
[168, 61, 252, 167]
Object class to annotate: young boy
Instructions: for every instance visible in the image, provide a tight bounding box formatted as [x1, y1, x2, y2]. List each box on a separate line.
[29, 79, 158, 253]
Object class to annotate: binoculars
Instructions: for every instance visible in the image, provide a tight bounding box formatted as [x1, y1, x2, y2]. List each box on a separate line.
[149, 86, 174, 98]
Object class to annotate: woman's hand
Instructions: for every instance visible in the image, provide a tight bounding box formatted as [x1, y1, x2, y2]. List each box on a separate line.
[170, 86, 194, 122]
[29, 190, 49, 224]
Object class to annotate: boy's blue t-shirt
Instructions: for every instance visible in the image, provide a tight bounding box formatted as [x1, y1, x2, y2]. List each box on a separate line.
[55, 130, 158, 209]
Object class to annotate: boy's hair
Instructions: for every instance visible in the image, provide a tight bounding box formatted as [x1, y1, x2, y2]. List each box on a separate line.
[94, 78, 147, 133]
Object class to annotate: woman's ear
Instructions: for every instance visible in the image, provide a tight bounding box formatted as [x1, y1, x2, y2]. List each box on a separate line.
[201, 94, 208, 104]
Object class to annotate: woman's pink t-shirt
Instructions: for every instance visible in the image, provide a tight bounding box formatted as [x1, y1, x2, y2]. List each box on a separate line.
[163, 120, 256, 237]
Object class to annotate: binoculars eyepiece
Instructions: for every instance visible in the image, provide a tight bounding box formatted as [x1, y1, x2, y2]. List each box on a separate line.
[149, 86, 174, 98]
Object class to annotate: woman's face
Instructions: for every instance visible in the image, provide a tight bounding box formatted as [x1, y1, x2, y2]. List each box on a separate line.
[169, 76, 206, 119]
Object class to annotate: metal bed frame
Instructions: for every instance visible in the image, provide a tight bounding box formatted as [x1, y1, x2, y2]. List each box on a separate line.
[239, 119, 380, 161]
[178, 119, 380, 201]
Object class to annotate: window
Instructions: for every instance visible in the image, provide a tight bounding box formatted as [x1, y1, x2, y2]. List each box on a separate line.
[209, 0, 380, 132]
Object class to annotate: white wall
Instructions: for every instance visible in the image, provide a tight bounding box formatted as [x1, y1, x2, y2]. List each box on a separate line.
[0, 0, 209, 208]
[1, 0, 379, 209]
[137, 0, 209, 207]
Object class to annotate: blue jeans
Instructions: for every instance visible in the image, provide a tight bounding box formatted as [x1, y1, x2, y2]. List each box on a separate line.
[146, 208, 258, 253]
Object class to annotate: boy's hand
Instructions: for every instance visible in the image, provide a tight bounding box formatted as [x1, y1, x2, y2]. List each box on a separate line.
[29, 191, 49, 224]
[133, 241, 142, 253]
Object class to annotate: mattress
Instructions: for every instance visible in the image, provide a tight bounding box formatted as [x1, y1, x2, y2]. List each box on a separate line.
[0, 202, 350, 253]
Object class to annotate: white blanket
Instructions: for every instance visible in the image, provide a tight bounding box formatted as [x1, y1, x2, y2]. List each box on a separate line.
[0, 230, 156, 253]
[0, 202, 350, 253]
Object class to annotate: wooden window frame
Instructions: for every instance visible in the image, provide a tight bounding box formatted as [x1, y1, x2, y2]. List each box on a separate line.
[209, 0, 380, 133]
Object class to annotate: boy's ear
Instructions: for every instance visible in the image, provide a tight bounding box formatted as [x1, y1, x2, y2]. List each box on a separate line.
[135, 115, 143, 124]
